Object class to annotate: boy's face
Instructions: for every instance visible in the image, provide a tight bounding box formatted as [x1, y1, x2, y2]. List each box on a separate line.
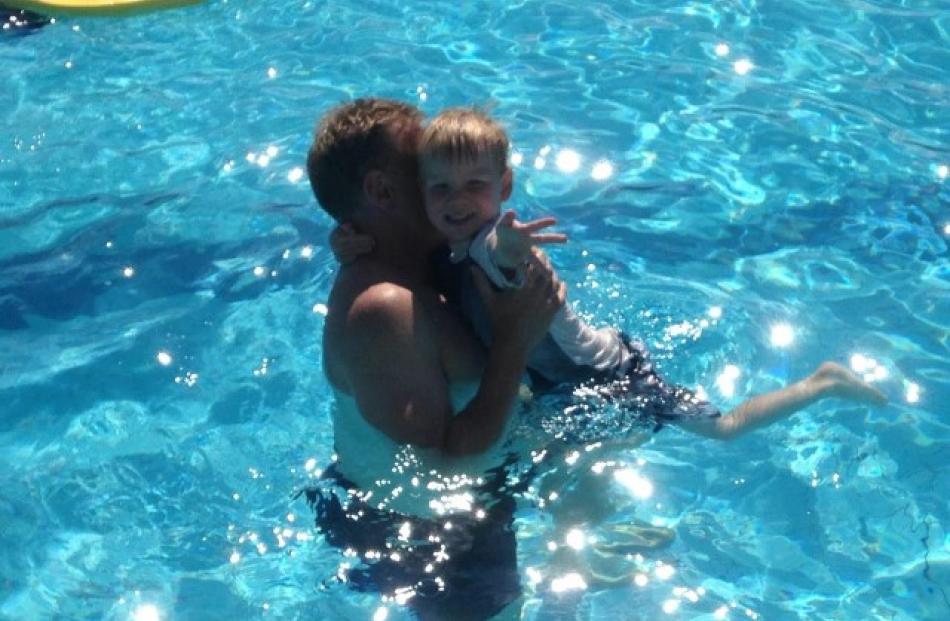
[421, 153, 512, 243]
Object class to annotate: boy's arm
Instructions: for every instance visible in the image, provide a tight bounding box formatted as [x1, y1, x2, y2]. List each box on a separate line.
[470, 210, 567, 289]
[329, 223, 375, 265]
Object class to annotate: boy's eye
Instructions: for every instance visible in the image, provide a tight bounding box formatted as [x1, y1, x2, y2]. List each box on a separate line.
[428, 183, 449, 195]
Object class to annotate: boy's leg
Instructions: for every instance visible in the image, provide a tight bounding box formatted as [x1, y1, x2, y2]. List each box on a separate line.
[679, 362, 887, 440]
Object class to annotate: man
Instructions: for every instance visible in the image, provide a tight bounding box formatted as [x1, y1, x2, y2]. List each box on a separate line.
[306, 98, 564, 620]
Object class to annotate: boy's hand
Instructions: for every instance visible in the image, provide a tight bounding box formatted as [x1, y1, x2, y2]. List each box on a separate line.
[329, 223, 375, 265]
[493, 210, 567, 269]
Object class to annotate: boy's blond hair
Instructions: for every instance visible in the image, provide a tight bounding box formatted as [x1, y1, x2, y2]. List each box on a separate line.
[418, 108, 509, 172]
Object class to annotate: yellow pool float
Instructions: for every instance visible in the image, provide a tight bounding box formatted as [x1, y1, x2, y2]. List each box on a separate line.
[3, 0, 203, 16]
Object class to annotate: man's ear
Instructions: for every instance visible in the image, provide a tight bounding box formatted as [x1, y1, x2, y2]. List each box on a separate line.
[363, 170, 392, 209]
[501, 167, 513, 201]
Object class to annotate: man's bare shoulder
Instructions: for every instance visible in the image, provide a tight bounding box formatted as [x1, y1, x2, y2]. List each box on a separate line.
[323, 264, 434, 390]
[328, 265, 420, 328]
[346, 283, 419, 339]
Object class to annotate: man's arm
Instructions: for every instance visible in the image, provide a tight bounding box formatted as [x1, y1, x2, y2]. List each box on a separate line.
[340, 255, 564, 457]
[339, 283, 457, 448]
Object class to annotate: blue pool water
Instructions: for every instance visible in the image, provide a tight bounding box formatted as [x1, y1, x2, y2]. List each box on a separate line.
[1, 1, 948, 619]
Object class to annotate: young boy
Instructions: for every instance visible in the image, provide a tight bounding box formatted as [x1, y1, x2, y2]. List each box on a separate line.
[331, 107, 887, 441]
[418, 110, 646, 387]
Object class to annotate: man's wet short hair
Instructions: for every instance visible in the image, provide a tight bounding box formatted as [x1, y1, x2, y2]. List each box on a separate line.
[307, 98, 422, 221]
[418, 108, 509, 173]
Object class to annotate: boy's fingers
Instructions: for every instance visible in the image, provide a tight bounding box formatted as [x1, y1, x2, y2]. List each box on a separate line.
[338, 242, 371, 254]
[344, 237, 374, 248]
[531, 233, 568, 245]
[499, 210, 517, 228]
[519, 217, 558, 232]
[343, 243, 373, 256]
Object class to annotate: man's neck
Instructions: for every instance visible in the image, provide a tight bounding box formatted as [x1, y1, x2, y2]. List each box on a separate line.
[360, 232, 435, 283]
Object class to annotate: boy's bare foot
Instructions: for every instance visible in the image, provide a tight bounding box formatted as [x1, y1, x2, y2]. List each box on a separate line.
[812, 362, 888, 405]
[543, 522, 675, 592]
[591, 522, 676, 555]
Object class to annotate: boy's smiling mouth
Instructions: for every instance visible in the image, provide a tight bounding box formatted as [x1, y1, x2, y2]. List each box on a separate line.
[444, 213, 476, 226]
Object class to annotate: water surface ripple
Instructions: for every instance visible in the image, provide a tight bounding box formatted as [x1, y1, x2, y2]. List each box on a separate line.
[1, 1, 948, 620]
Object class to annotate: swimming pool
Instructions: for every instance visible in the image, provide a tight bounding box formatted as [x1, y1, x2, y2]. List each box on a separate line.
[1, 0, 948, 619]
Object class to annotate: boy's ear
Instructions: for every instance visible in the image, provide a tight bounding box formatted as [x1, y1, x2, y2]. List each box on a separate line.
[363, 170, 392, 209]
[501, 167, 513, 201]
